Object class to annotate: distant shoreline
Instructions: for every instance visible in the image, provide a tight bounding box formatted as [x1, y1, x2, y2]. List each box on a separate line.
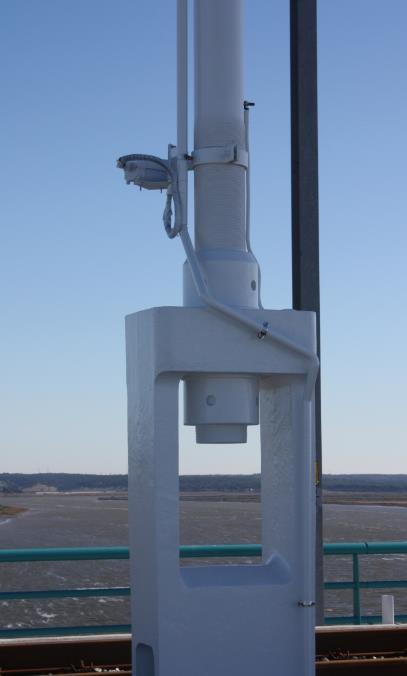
[181, 491, 407, 506]
[323, 491, 407, 508]
[2, 472, 407, 497]
[3, 490, 407, 508]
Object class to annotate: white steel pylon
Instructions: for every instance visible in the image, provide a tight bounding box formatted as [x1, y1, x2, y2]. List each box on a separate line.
[119, 2, 318, 675]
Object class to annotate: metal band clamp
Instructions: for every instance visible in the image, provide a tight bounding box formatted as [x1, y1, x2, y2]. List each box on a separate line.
[191, 144, 248, 169]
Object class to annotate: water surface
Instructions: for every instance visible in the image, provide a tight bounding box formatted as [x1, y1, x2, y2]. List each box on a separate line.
[0, 494, 406, 629]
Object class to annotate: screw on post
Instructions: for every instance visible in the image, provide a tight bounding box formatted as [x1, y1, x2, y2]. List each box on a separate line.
[257, 321, 269, 339]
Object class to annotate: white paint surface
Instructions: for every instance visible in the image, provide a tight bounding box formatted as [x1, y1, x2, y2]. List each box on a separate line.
[381, 595, 395, 624]
[126, 306, 316, 675]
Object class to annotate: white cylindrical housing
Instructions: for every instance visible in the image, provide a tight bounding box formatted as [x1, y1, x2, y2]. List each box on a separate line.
[183, 250, 260, 309]
[184, 0, 260, 444]
[184, 375, 259, 443]
[381, 595, 395, 624]
[194, 0, 246, 252]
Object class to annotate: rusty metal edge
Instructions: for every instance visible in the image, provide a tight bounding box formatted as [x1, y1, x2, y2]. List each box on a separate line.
[2, 627, 407, 674]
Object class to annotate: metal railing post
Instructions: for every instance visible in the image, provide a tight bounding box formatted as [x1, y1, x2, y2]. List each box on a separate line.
[352, 554, 362, 625]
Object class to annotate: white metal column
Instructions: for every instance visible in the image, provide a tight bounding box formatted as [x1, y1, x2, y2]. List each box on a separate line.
[120, 1, 317, 674]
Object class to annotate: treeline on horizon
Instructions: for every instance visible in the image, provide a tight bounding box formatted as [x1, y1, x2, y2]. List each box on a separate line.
[1, 473, 407, 493]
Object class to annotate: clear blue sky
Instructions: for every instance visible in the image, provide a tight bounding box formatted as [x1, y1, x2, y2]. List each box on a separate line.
[1, 1, 406, 474]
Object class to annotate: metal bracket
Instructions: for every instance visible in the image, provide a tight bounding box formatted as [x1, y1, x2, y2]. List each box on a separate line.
[191, 144, 248, 169]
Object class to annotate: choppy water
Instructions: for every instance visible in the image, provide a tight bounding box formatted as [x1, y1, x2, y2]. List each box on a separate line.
[0, 494, 407, 630]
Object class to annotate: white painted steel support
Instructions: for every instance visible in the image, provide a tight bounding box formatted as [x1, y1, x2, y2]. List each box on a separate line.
[176, 0, 188, 233]
[177, 0, 188, 157]
[193, 0, 245, 251]
[183, 0, 262, 444]
[121, 1, 318, 674]
[127, 307, 316, 676]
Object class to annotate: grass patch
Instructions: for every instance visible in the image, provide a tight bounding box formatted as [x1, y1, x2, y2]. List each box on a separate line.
[0, 505, 27, 517]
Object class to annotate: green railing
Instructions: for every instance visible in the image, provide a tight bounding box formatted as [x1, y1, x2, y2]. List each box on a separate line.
[324, 541, 407, 625]
[0, 541, 406, 638]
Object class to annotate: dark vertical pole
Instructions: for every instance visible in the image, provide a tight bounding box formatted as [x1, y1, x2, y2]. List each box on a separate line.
[290, 0, 324, 624]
